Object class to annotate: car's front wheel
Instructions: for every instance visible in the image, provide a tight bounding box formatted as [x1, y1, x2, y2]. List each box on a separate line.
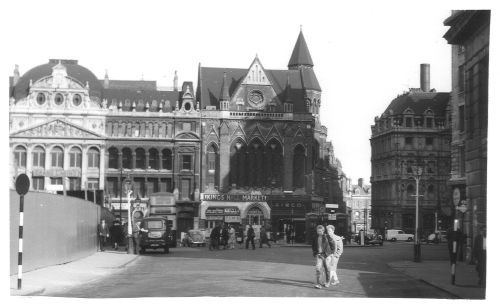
[407, 237, 413, 241]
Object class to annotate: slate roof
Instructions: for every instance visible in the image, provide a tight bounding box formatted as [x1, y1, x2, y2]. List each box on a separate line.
[101, 80, 157, 90]
[198, 66, 319, 112]
[383, 91, 450, 117]
[11, 59, 103, 100]
[102, 88, 180, 109]
[288, 30, 314, 68]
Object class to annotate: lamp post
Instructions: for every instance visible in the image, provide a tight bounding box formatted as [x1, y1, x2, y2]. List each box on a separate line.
[124, 178, 134, 254]
[119, 168, 123, 223]
[412, 166, 423, 262]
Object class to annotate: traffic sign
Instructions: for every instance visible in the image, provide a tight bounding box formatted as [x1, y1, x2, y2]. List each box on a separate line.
[15, 174, 30, 196]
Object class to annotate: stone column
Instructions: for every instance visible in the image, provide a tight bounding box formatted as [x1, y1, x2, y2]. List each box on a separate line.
[99, 145, 105, 190]
[219, 137, 230, 190]
[132, 151, 137, 169]
[81, 146, 88, 190]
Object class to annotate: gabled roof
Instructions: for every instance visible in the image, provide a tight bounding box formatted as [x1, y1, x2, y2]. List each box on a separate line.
[288, 29, 314, 68]
[198, 66, 310, 113]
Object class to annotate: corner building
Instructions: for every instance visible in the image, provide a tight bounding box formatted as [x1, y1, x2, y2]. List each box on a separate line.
[370, 65, 451, 236]
[197, 30, 346, 242]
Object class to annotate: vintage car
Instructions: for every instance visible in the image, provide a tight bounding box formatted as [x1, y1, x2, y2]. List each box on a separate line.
[188, 229, 206, 247]
[139, 217, 170, 254]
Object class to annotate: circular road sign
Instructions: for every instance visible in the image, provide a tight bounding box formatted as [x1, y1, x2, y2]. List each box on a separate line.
[15, 174, 30, 196]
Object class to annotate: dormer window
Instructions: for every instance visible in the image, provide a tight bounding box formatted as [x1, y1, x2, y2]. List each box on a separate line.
[284, 103, 293, 113]
[36, 93, 46, 105]
[72, 94, 82, 106]
[54, 93, 64, 105]
[405, 117, 413, 127]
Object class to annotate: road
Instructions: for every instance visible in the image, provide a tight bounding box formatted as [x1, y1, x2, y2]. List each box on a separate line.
[48, 241, 455, 298]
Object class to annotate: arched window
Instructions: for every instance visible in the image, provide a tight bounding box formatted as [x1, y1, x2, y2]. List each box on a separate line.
[69, 147, 82, 168]
[266, 139, 283, 188]
[122, 148, 132, 169]
[162, 149, 172, 170]
[230, 140, 247, 187]
[293, 145, 306, 188]
[206, 144, 218, 188]
[32, 146, 45, 168]
[51, 146, 64, 168]
[87, 147, 100, 168]
[108, 147, 119, 169]
[248, 139, 264, 187]
[135, 148, 146, 169]
[149, 148, 159, 169]
[14, 146, 27, 168]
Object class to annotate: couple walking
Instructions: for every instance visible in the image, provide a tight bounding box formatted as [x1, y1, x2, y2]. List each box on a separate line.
[312, 224, 343, 289]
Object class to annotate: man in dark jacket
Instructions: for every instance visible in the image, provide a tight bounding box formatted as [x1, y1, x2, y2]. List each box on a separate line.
[221, 224, 229, 249]
[259, 226, 271, 248]
[210, 225, 221, 250]
[246, 225, 256, 250]
[311, 224, 333, 289]
[97, 219, 110, 251]
[109, 220, 123, 250]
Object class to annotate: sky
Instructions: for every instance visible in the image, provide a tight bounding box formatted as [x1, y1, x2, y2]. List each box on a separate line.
[1, 0, 496, 183]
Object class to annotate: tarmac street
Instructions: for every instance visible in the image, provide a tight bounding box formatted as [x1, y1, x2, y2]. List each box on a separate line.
[16, 240, 483, 298]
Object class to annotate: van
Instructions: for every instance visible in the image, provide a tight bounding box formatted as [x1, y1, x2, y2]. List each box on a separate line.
[139, 217, 171, 254]
[385, 229, 414, 242]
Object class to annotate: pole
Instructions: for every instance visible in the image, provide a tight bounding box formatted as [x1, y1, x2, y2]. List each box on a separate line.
[17, 195, 24, 290]
[127, 190, 135, 254]
[451, 218, 458, 284]
[414, 176, 421, 262]
[119, 168, 123, 223]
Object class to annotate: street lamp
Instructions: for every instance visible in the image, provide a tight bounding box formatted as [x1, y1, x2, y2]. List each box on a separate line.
[124, 178, 134, 254]
[412, 166, 423, 262]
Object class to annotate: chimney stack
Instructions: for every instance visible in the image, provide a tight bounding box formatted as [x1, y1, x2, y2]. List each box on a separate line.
[420, 63, 430, 92]
[13, 64, 20, 86]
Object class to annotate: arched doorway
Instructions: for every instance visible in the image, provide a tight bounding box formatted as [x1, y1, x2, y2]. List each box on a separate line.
[247, 206, 264, 226]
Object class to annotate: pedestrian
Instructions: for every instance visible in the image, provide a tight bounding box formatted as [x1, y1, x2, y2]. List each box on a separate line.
[259, 226, 271, 248]
[286, 225, 291, 244]
[228, 225, 236, 249]
[210, 225, 221, 250]
[246, 225, 256, 250]
[473, 226, 486, 286]
[311, 225, 333, 289]
[97, 219, 110, 251]
[221, 224, 229, 249]
[326, 225, 343, 286]
[109, 219, 123, 250]
[132, 220, 148, 254]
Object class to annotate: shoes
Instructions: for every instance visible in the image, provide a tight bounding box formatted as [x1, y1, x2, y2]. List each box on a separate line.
[324, 282, 331, 288]
[314, 284, 322, 289]
[331, 280, 340, 286]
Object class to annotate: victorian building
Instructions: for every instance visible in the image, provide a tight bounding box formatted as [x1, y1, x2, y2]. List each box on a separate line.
[443, 10, 489, 262]
[370, 65, 451, 236]
[346, 178, 372, 234]
[9, 60, 107, 195]
[197, 29, 346, 242]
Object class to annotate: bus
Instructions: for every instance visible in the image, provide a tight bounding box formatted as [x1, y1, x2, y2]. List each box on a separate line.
[148, 192, 177, 247]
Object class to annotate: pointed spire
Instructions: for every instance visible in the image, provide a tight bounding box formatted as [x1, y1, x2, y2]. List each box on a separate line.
[174, 70, 178, 91]
[288, 27, 314, 69]
[13, 64, 20, 86]
[219, 72, 230, 101]
[104, 69, 109, 89]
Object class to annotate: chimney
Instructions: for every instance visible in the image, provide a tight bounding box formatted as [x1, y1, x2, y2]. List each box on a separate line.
[358, 178, 364, 188]
[173, 70, 178, 91]
[13, 64, 20, 86]
[420, 63, 430, 92]
[104, 69, 109, 89]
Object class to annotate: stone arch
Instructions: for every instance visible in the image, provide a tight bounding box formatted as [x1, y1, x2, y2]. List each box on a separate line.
[242, 202, 271, 220]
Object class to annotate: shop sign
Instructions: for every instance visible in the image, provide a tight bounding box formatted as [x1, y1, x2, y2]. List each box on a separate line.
[270, 201, 304, 208]
[206, 215, 224, 221]
[202, 194, 267, 202]
[225, 216, 241, 223]
[33, 168, 82, 177]
[224, 207, 240, 215]
[206, 208, 224, 215]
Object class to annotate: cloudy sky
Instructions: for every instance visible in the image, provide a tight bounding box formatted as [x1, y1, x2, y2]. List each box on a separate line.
[2, 0, 496, 183]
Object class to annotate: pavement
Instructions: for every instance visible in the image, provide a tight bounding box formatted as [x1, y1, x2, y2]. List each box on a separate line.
[10, 243, 486, 299]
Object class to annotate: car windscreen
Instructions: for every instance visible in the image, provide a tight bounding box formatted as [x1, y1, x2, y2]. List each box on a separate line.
[145, 220, 164, 229]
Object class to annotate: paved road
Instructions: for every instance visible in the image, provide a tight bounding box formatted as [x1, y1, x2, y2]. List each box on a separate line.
[49, 241, 456, 298]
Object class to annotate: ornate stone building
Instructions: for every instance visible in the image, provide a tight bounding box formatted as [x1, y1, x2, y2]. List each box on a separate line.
[197, 29, 346, 241]
[444, 10, 489, 262]
[9, 60, 107, 194]
[370, 65, 451, 236]
[346, 178, 372, 234]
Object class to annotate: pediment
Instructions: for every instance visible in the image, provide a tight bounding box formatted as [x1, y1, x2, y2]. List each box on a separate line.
[294, 127, 305, 138]
[248, 124, 264, 137]
[265, 125, 282, 141]
[242, 57, 272, 86]
[10, 119, 102, 138]
[176, 132, 199, 140]
[232, 124, 246, 138]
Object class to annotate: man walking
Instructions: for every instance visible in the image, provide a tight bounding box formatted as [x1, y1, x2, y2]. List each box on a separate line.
[97, 219, 109, 251]
[311, 225, 333, 289]
[209, 224, 221, 250]
[326, 225, 343, 286]
[259, 226, 271, 248]
[246, 225, 256, 250]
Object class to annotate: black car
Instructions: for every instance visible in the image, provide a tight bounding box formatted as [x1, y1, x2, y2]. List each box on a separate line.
[367, 235, 384, 246]
[139, 217, 171, 254]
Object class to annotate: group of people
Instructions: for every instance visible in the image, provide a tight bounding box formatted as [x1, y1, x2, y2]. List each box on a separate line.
[312, 224, 343, 289]
[98, 219, 147, 253]
[208, 224, 272, 250]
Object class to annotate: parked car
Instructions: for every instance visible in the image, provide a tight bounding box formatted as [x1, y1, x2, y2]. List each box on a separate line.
[385, 229, 414, 242]
[139, 217, 171, 254]
[367, 234, 384, 246]
[188, 229, 206, 247]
